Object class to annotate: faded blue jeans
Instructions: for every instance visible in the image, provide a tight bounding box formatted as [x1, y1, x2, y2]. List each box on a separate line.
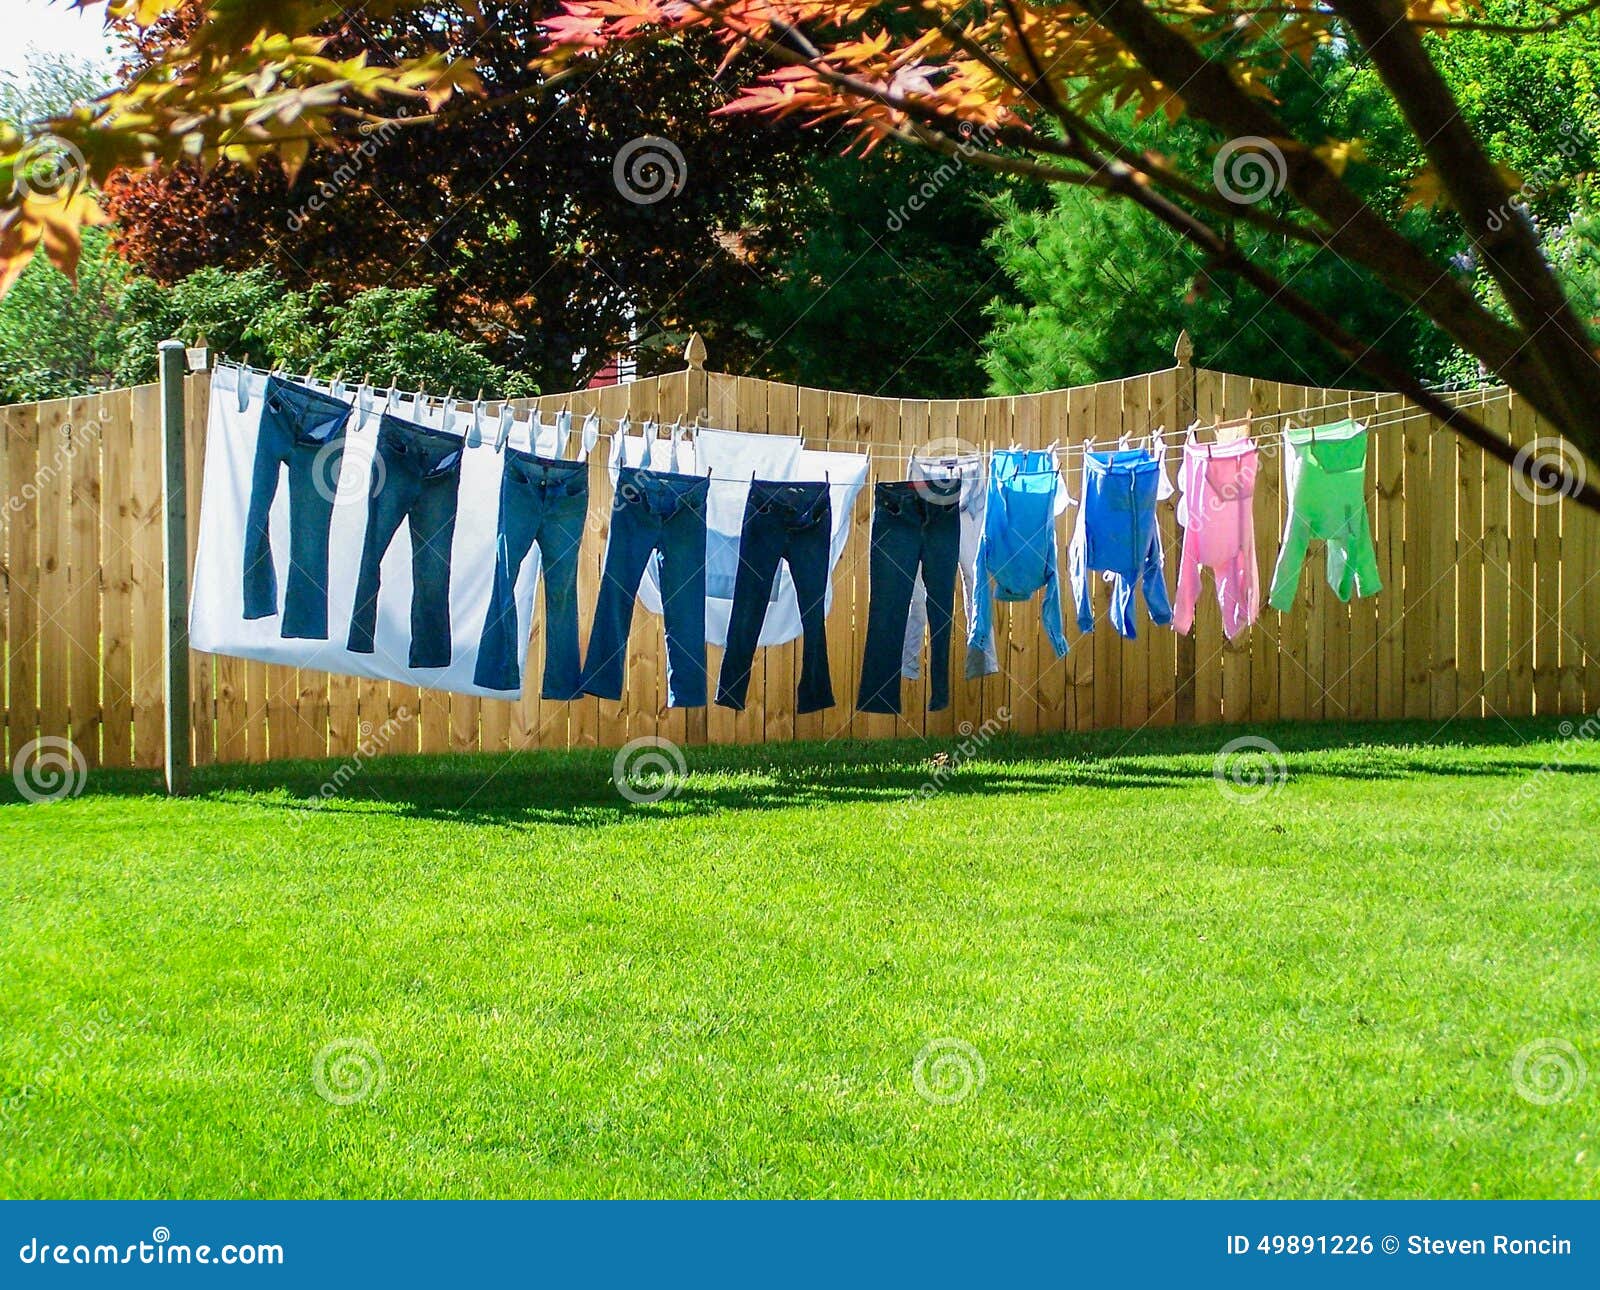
[241, 376, 352, 638]
[473, 450, 589, 697]
[581, 465, 709, 708]
[717, 479, 834, 714]
[347, 414, 465, 669]
[857, 481, 961, 715]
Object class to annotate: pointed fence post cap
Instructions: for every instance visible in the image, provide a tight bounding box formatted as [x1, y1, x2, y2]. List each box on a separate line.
[1173, 330, 1194, 367]
[685, 331, 707, 371]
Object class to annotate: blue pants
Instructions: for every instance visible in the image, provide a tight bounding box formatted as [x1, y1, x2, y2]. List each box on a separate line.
[241, 377, 352, 638]
[968, 449, 1069, 675]
[473, 451, 589, 697]
[347, 415, 464, 669]
[857, 482, 960, 715]
[1071, 449, 1172, 639]
[717, 480, 834, 714]
[581, 465, 709, 708]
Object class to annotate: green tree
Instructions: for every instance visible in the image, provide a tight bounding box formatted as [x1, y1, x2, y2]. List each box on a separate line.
[0, 227, 129, 404]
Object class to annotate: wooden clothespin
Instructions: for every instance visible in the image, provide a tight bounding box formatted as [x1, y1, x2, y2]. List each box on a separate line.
[494, 403, 515, 452]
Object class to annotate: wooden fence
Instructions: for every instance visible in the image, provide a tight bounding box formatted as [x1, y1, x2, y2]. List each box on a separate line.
[1, 347, 1595, 770]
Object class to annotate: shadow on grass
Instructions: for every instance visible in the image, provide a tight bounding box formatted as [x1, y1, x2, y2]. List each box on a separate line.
[10, 713, 1593, 826]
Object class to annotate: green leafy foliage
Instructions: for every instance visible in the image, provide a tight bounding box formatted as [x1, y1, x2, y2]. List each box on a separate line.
[0, 228, 129, 405]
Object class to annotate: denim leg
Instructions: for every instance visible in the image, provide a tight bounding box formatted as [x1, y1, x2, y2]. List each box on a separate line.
[406, 470, 462, 668]
[581, 502, 656, 701]
[716, 504, 784, 711]
[473, 471, 542, 691]
[346, 454, 416, 655]
[918, 504, 961, 712]
[535, 490, 589, 700]
[657, 504, 708, 708]
[786, 514, 835, 714]
[241, 418, 289, 621]
[279, 434, 342, 639]
[857, 501, 921, 715]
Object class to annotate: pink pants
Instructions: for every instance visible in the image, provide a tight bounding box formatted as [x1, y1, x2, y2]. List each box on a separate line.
[1173, 437, 1259, 638]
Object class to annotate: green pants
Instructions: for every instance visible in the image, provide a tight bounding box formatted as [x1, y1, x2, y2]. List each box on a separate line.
[1268, 419, 1382, 612]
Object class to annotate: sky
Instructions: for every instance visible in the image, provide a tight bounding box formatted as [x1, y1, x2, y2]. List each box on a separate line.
[0, 0, 119, 82]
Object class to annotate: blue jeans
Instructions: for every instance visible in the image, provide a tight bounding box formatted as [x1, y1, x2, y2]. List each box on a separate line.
[581, 465, 709, 708]
[473, 451, 589, 697]
[857, 481, 960, 715]
[717, 480, 834, 714]
[347, 415, 464, 669]
[241, 377, 352, 638]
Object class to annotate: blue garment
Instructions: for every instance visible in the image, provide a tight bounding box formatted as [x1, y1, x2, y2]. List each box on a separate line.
[967, 449, 1069, 677]
[241, 376, 352, 639]
[473, 450, 589, 698]
[581, 464, 709, 708]
[717, 480, 834, 714]
[347, 413, 465, 668]
[1070, 448, 1172, 639]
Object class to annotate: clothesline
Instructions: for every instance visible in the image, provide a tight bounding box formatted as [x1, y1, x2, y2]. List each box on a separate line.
[219, 359, 1514, 475]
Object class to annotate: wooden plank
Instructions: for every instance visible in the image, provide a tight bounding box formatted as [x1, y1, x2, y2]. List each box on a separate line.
[654, 371, 692, 757]
[1401, 392, 1433, 720]
[1246, 378, 1282, 726]
[857, 393, 902, 744]
[892, 398, 928, 738]
[826, 389, 864, 744]
[1064, 384, 1094, 730]
[1426, 408, 1458, 722]
[1451, 393, 1485, 721]
[1144, 369, 1180, 728]
[1344, 391, 1381, 722]
[1272, 383, 1311, 724]
[4, 402, 39, 762]
[1037, 388, 1074, 734]
[64, 396, 102, 766]
[1090, 380, 1122, 731]
[1372, 393, 1408, 721]
[592, 381, 634, 749]
[182, 371, 211, 768]
[1119, 373, 1153, 732]
[1190, 373, 1224, 726]
[950, 398, 988, 740]
[128, 384, 166, 768]
[981, 396, 1016, 735]
[36, 398, 71, 753]
[1010, 392, 1044, 737]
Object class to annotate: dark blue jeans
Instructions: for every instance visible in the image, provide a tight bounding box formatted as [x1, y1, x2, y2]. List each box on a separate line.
[346, 414, 464, 669]
[473, 451, 589, 697]
[857, 481, 961, 715]
[241, 376, 352, 638]
[717, 480, 834, 714]
[581, 465, 709, 708]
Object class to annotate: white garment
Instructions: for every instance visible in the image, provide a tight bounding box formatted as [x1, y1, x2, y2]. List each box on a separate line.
[191, 367, 563, 697]
[609, 426, 868, 647]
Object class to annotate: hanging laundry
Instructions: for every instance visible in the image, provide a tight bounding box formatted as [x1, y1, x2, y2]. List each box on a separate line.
[193, 366, 556, 697]
[900, 450, 997, 682]
[1173, 433, 1259, 639]
[1268, 419, 1382, 610]
[1070, 442, 1174, 639]
[717, 480, 834, 713]
[617, 426, 867, 649]
[347, 414, 466, 668]
[241, 376, 353, 639]
[473, 450, 589, 697]
[581, 451, 710, 708]
[858, 481, 961, 715]
[969, 448, 1072, 675]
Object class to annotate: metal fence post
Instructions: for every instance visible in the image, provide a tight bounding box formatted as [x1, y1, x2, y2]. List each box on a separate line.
[159, 339, 192, 795]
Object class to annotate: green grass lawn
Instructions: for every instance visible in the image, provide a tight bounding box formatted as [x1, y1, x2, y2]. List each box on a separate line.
[1, 715, 1596, 1199]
